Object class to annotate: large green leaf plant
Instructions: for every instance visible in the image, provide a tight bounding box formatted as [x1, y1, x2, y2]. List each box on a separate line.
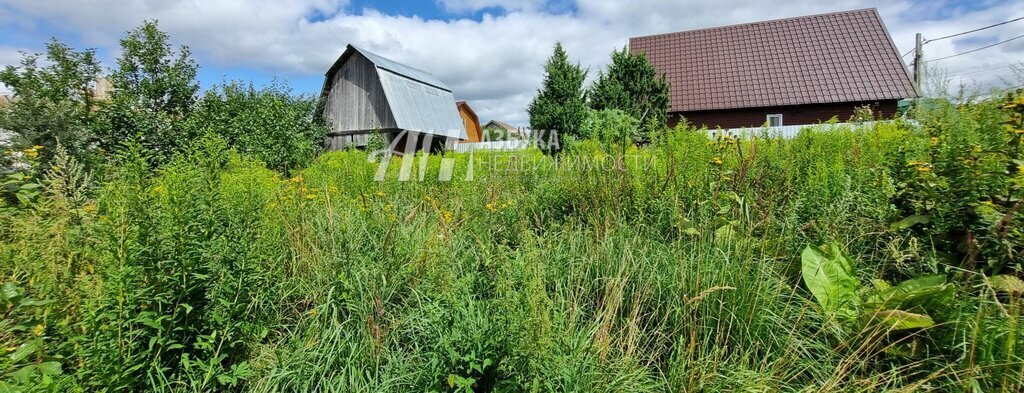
[801, 243, 953, 334]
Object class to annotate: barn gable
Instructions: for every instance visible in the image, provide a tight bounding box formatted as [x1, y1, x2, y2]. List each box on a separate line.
[319, 45, 466, 149]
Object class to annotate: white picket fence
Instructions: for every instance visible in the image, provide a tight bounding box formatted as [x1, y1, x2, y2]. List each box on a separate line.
[451, 121, 897, 152]
[453, 139, 533, 153]
[711, 121, 886, 139]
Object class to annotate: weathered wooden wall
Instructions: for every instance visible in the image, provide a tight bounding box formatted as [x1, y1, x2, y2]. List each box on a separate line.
[323, 52, 395, 148]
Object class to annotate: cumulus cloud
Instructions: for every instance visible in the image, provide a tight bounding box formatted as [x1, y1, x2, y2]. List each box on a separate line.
[438, 0, 549, 13]
[0, 0, 1022, 123]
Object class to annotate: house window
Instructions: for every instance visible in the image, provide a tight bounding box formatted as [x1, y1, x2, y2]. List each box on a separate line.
[766, 114, 783, 127]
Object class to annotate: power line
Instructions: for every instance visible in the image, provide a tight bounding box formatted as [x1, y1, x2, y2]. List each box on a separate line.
[948, 58, 1022, 75]
[950, 64, 1014, 77]
[925, 33, 1024, 63]
[904, 16, 1024, 58]
[923, 16, 1024, 44]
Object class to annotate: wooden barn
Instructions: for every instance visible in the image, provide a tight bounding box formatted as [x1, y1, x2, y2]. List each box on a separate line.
[630, 9, 917, 129]
[319, 45, 467, 151]
[456, 101, 482, 142]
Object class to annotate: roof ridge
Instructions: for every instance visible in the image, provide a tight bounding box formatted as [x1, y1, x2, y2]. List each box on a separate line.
[349, 45, 453, 92]
[631, 8, 878, 42]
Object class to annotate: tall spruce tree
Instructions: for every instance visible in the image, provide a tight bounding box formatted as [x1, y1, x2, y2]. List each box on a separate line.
[589, 47, 669, 141]
[528, 42, 587, 154]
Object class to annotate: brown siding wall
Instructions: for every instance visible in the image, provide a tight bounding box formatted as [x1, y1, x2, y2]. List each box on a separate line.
[458, 104, 482, 142]
[670, 100, 899, 129]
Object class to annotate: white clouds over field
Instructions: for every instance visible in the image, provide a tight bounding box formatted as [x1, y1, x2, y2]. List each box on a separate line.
[0, 0, 1021, 123]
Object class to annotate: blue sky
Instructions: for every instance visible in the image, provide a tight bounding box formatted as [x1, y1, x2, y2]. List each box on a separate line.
[1, 0, 1021, 123]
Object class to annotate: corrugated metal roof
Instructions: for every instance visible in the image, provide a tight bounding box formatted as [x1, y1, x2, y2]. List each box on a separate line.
[322, 45, 466, 139]
[350, 46, 451, 92]
[377, 69, 465, 139]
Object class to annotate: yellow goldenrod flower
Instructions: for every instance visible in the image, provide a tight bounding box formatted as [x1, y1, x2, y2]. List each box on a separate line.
[917, 166, 931, 172]
[710, 157, 723, 165]
[289, 175, 303, 183]
[33, 324, 45, 336]
[930, 137, 939, 146]
[485, 202, 496, 212]
[305, 194, 317, 200]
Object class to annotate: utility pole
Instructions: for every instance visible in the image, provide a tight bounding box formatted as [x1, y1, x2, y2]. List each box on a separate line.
[913, 33, 923, 93]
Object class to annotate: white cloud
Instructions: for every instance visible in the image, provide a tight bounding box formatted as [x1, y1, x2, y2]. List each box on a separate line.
[438, 0, 549, 13]
[0, 0, 1022, 123]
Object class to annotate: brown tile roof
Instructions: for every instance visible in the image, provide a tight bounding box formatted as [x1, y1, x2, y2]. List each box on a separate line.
[629, 8, 917, 112]
[483, 120, 517, 132]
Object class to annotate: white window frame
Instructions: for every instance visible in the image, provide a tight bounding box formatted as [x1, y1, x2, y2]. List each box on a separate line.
[766, 114, 783, 127]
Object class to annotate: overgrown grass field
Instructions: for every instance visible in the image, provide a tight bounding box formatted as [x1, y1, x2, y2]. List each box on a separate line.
[2, 97, 1024, 391]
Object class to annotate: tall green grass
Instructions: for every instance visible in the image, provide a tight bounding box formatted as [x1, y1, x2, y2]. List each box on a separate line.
[2, 117, 1021, 391]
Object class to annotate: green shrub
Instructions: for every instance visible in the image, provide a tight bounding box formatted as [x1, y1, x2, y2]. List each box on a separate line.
[185, 81, 327, 173]
[576, 108, 639, 148]
[0, 39, 102, 168]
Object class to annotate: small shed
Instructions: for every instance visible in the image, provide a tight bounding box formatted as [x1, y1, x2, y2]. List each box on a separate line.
[319, 45, 467, 151]
[456, 101, 482, 142]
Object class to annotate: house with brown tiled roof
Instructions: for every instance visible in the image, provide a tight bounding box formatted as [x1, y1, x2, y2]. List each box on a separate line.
[629, 8, 917, 129]
[483, 120, 526, 140]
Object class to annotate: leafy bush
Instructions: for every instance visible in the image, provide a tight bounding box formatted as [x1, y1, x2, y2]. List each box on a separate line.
[575, 108, 639, 148]
[94, 21, 199, 159]
[185, 81, 328, 172]
[0, 39, 102, 167]
[894, 94, 1024, 274]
